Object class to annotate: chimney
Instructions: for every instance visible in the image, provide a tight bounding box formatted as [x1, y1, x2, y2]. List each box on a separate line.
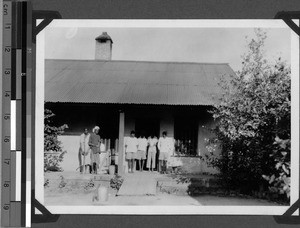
[95, 32, 113, 60]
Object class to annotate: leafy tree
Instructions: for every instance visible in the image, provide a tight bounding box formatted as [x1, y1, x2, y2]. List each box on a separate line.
[44, 108, 68, 171]
[262, 137, 290, 198]
[204, 29, 291, 199]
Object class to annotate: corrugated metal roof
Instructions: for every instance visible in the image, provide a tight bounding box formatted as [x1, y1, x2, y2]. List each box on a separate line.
[45, 59, 235, 105]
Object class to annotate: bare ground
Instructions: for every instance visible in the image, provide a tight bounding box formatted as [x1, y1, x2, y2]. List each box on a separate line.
[44, 171, 280, 206]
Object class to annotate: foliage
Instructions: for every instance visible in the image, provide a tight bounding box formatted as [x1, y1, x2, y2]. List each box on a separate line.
[58, 175, 67, 188]
[44, 109, 68, 152]
[44, 152, 67, 172]
[262, 137, 290, 199]
[44, 109, 68, 172]
[204, 29, 291, 198]
[44, 179, 50, 188]
[84, 178, 95, 191]
[110, 174, 124, 190]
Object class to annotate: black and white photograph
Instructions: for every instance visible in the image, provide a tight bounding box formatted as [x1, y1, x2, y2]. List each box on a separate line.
[35, 20, 299, 215]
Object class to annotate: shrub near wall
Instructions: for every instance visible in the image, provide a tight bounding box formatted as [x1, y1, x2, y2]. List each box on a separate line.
[204, 29, 291, 202]
[44, 109, 68, 172]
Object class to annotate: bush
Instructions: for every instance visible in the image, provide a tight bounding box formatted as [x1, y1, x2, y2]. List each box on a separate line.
[110, 174, 124, 190]
[204, 29, 291, 200]
[84, 178, 95, 191]
[44, 151, 67, 172]
[262, 137, 290, 199]
[44, 179, 50, 188]
[44, 108, 68, 172]
[58, 175, 67, 188]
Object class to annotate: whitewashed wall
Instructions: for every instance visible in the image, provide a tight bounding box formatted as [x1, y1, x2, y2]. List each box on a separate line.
[58, 135, 81, 172]
[57, 117, 221, 174]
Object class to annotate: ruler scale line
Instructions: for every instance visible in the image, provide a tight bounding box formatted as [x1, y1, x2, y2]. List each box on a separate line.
[11, 2, 19, 226]
[21, 1, 28, 226]
[10, 151, 16, 201]
[16, 99, 22, 150]
[11, 100, 16, 151]
[10, 201, 16, 227]
[26, 1, 33, 226]
[16, 151, 22, 202]
[11, 1, 16, 101]
[16, 50, 22, 100]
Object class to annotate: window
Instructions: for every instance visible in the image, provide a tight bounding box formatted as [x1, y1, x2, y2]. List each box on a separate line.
[174, 117, 198, 156]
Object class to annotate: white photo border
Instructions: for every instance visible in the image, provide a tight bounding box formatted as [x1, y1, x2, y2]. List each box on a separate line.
[36, 19, 299, 215]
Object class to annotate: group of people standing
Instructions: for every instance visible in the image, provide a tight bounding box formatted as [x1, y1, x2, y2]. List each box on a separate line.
[124, 130, 174, 173]
[78, 126, 175, 174]
[78, 126, 102, 174]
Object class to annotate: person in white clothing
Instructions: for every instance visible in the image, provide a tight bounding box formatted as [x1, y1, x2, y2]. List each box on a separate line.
[136, 133, 148, 171]
[78, 128, 91, 174]
[147, 135, 158, 172]
[98, 139, 108, 174]
[158, 131, 171, 174]
[124, 130, 139, 173]
[169, 137, 175, 156]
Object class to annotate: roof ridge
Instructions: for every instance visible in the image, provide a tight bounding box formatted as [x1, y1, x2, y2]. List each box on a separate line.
[45, 58, 229, 65]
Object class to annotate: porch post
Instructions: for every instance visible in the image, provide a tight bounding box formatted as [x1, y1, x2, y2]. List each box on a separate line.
[118, 111, 125, 175]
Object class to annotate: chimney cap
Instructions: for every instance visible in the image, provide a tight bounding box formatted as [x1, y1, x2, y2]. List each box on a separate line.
[95, 32, 113, 43]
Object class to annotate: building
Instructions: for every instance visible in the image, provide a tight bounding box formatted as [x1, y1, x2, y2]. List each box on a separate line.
[45, 32, 235, 174]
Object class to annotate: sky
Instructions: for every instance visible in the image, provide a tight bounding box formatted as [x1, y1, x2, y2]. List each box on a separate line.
[44, 25, 291, 72]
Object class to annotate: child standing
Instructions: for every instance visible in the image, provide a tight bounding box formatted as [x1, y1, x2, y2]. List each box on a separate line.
[137, 133, 148, 171]
[147, 135, 158, 172]
[158, 131, 171, 174]
[124, 130, 138, 173]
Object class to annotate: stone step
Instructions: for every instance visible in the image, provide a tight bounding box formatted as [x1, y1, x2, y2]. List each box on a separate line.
[117, 174, 157, 196]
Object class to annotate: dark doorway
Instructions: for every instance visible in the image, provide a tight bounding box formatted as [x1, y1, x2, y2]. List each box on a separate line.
[135, 117, 160, 138]
[135, 117, 160, 170]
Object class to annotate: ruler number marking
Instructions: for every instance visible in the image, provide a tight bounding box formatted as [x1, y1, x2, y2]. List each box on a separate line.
[4, 158, 10, 165]
[3, 7, 8, 16]
[3, 204, 10, 211]
[4, 136, 10, 143]
[3, 114, 10, 120]
[3, 3, 9, 16]
[4, 91, 10, 97]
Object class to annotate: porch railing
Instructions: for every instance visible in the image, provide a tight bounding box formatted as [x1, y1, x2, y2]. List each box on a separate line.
[100, 138, 119, 167]
[174, 139, 198, 157]
[109, 138, 199, 159]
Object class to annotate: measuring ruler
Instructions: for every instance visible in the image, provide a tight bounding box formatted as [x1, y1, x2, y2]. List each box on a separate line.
[2, 0, 31, 227]
[2, 1, 13, 226]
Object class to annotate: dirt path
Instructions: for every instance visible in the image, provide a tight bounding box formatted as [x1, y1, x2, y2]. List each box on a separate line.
[45, 190, 280, 206]
[44, 171, 281, 207]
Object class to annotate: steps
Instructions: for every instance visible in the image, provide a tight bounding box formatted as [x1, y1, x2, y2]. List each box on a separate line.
[117, 173, 158, 196]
